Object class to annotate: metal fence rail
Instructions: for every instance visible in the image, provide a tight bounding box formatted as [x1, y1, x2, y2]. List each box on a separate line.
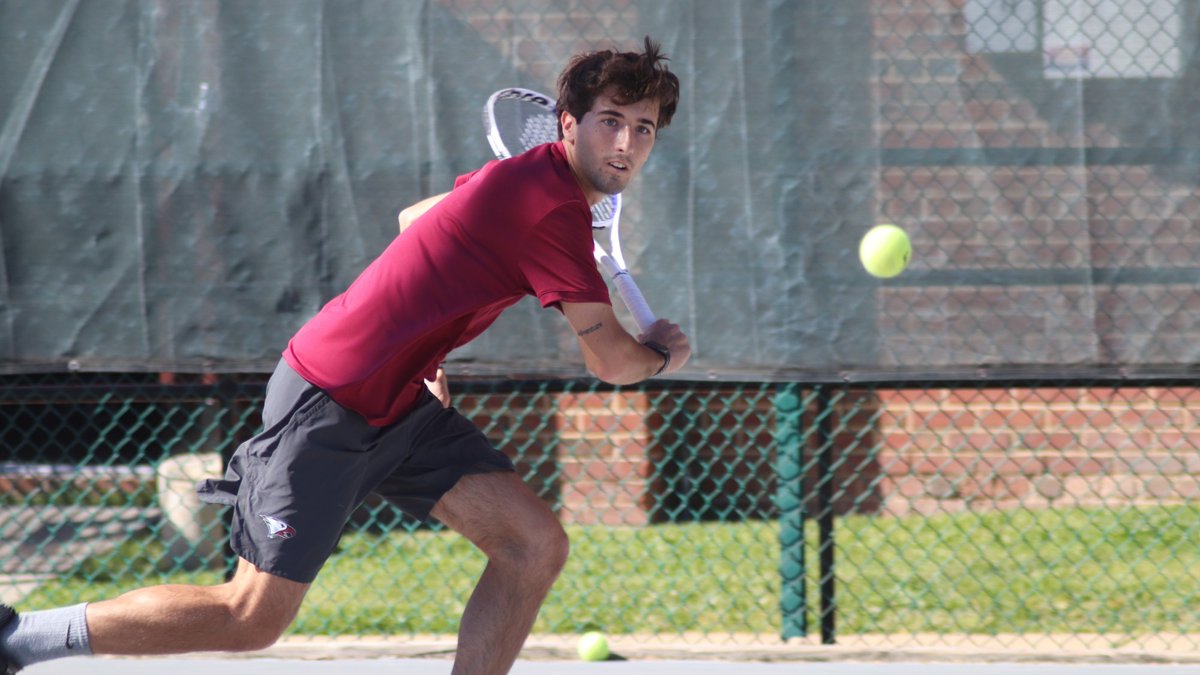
[1, 373, 1196, 653]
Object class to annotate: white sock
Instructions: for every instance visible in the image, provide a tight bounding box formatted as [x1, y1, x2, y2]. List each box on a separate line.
[1, 603, 92, 668]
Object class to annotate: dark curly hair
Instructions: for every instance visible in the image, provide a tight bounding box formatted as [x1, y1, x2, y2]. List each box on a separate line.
[556, 36, 681, 138]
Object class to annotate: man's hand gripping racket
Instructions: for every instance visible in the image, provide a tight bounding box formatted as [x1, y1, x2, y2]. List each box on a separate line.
[482, 87, 658, 334]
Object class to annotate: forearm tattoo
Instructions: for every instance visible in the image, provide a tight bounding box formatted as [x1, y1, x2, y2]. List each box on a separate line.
[577, 322, 603, 336]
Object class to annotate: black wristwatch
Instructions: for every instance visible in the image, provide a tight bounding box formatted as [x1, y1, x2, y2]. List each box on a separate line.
[642, 341, 671, 377]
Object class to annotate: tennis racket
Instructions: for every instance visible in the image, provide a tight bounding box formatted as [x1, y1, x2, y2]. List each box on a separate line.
[482, 87, 657, 333]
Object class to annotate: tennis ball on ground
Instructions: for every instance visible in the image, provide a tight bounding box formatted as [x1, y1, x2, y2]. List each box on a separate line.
[577, 631, 609, 661]
[859, 224, 911, 278]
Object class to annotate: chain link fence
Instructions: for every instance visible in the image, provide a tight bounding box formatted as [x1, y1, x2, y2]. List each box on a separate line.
[1, 373, 1197, 652]
[1, 0, 1198, 660]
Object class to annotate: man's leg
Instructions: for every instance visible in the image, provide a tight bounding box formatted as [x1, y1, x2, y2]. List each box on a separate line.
[87, 557, 308, 655]
[431, 471, 569, 675]
[2, 557, 308, 671]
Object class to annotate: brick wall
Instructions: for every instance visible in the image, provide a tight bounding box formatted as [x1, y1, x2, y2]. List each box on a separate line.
[874, 0, 1200, 367]
[481, 382, 1200, 526]
[440, 0, 1200, 526]
[862, 0, 1200, 518]
[874, 386, 1200, 516]
[556, 391, 659, 525]
[461, 388, 781, 526]
[435, 0, 640, 88]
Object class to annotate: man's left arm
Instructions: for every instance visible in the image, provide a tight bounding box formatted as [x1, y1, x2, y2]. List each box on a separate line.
[561, 301, 690, 384]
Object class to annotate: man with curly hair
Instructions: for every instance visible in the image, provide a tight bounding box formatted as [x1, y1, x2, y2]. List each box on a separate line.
[0, 37, 687, 675]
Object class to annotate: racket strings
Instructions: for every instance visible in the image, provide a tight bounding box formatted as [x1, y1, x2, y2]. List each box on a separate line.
[590, 196, 618, 229]
[518, 113, 558, 153]
[591, 197, 615, 221]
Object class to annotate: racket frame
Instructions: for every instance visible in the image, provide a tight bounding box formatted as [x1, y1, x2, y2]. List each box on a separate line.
[483, 87, 657, 333]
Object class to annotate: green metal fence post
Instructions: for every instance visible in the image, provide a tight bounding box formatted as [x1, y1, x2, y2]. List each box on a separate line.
[774, 384, 806, 639]
[815, 387, 836, 644]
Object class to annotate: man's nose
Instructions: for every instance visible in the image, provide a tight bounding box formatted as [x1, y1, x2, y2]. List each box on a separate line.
[614, 125, 631, 151]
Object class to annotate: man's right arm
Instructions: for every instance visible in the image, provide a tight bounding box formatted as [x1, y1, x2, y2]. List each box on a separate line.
[561, 301, 690, 384]
[398, 192, 450, 232]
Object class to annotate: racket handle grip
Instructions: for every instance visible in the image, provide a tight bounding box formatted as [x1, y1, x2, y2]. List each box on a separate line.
[599, 255, 657, 333]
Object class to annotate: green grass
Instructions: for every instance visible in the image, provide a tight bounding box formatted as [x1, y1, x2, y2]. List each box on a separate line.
[21, 505, 1200, 637]
[840, 505, 1200, 635]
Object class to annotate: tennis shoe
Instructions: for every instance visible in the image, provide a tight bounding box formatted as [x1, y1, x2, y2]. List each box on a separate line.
[0, 604, 19, 674]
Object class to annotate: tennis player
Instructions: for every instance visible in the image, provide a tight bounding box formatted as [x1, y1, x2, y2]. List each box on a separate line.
[0, 37, 685, 675]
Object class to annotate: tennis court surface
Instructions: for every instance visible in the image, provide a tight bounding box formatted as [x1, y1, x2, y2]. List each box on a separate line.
[22, 657, 1200, 674]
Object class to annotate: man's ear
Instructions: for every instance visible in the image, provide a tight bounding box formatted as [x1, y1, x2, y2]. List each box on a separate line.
[560, 110, 578, 143]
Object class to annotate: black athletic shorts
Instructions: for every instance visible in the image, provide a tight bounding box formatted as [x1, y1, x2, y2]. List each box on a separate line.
[196, 359, 514, 583]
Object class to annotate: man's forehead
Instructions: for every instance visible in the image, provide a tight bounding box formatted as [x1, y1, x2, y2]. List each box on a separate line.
[590, 92, 660, 122]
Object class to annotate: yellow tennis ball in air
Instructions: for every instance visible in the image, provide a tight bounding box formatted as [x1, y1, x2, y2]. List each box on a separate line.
[859, 224, 911, 278]
[577, 631, 609, 661]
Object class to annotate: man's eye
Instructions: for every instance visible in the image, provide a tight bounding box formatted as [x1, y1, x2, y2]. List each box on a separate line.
[602, 118, 618, 127]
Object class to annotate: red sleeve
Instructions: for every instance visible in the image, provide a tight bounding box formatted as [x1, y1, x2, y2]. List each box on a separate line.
[453, 161, 498, 190]
[521, 204, 612, 310]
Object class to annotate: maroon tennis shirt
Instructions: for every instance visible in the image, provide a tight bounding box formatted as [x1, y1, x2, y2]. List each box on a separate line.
[284, 142, 611, 426]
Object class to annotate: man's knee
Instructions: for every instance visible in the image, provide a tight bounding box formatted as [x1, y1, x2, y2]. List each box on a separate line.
[435, 472, 570, 578]
[528, 519, 571, 572]
[498, 515, 570, 580]
[221, 605, 291, 652]
[221, 561, 307, 651]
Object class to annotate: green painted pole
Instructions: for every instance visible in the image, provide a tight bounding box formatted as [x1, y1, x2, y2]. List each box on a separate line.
[774, 385, 806, 639]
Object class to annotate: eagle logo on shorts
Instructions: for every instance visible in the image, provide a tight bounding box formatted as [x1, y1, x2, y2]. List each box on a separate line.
[259, 514, 297, 540]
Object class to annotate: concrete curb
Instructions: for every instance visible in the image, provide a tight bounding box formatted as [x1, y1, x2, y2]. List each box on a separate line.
[223, 636, 1200, 665]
